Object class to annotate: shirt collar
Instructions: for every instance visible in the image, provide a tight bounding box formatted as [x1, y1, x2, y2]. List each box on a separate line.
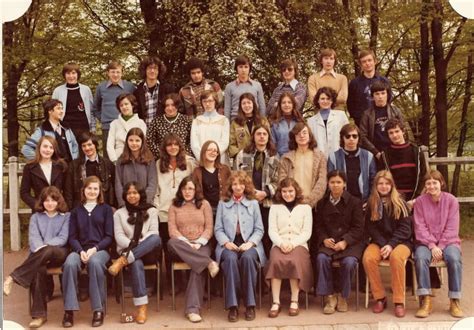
[342, 147, 361, 157]
[319, 69, 337, 78]
[329, 194, 341, 206]
[106, 80, 125, 88]
[84, 154, 99, 163]
[280, 79, 298, 91]
[49, 120, 63, 132]
[236, 78, 253, 86]
[144, 80, 160, 90]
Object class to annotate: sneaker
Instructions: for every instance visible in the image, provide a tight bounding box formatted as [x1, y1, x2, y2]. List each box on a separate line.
[3, 276, 13, 296]
[207, 261, 219, 278]
[323, 295, 337, 314]
[337, 295, 348, 312]
[187, 313, 202, 323]
[29, 317, 47, 328]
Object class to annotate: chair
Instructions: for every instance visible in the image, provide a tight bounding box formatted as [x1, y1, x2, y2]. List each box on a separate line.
[319, 260, 360, 311]
[171, 261, 211, 311]
[117, 262, 161, 312]
[28, 266, 108, 315]
[412, 260, 447, 305]
[365, 258, 416, 308]
[222, 263, 263, 309]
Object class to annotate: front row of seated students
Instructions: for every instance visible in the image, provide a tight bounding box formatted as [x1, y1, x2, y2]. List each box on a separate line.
[4, 168, 464, 327]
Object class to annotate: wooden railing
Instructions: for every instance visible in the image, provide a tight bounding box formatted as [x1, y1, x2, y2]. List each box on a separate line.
[4, 151, 474, 251]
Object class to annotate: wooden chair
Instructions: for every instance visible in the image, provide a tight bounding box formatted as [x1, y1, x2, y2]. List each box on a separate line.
[171, 262, 211, 311]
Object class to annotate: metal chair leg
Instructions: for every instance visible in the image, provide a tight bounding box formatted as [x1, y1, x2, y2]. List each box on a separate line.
[355, 262, 359, 311]
[120, 269, 125, 314]
[365, 275, 369, 308]
[156, 265, 160, 311]
[171, 263, 176, 311]
[207, 272, 211, 310]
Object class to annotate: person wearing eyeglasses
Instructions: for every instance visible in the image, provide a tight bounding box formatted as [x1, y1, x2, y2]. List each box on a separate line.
[307, 49, 348, 108]
[266, 59, 307, 116]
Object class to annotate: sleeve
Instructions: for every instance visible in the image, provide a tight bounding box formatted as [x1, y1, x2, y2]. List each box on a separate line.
[218, 118, 230, 153]
[413, 200, 438, 249]
[167, 205, 186, 240]
[291, 205, 313, 247]
[214, 201, 231, 246]
[266, 157, 280, 198]
[114, 209, 131, 251]
[294, 82, 308, 113]
[96, 205, 114, 251]
[21, 127, 42, 160]
[336, 75, 348, 106]
[146, 161, 158, 205]
[387, 215, 412, 248]
[307, 74, 317, 106]
[341, 198, 364, 246]
[106, 121, 118, 162]
[115, 162, 125, 207]
[28, 213, 44, 252]
[438, 197, 460, 250]
[268, 205, 283, 247]
[248, 201, 264, 246]
[146, 121, 160, 159]
[85, 86, 96, 131]
[147, 207, 159, 236]
[277, 157, 290, 183]
[92, 84, 102, 120]
[307, 152, 328, 208]
[256, 84, 266, 118]
[359, 112, 378, 155]
[327, 153, 336, 172]
[63, 163, 75, 209]
[20, 165, 36, 210]
[228, 121, 240, 158]
[196, 201, 213, 245]
[68, 208, 84, 253]
[45, 213, 70, 247]
[190, 119, 201, 161]
[224, 84, 231, 120]
[368, 152, 377, 189]
[68, 129, 79, 160]
[314, 200, 329, 248]
[366, 211, 387, 247]
[346, 80, 356, 118]
[266, 89, 278, 116]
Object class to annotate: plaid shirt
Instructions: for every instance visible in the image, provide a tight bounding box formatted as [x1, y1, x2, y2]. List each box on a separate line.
[144, 82, 160, 125]
[234, 149, 280, 208]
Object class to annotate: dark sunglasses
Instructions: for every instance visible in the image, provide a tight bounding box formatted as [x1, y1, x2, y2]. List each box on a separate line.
[344, 134, 359, 139]
[282, 67, 294, 72]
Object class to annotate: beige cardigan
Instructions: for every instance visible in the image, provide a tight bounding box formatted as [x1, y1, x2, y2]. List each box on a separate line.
[268, 204, 313, 250]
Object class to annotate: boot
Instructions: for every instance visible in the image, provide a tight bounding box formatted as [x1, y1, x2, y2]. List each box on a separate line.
[415, 295, 432, 318]
[3, 275, 13, 296]
[323, 295, 337, 314]
[136, 304, 147, 324]
[108, 256, 128, 276]
[449, 299, 464, 318]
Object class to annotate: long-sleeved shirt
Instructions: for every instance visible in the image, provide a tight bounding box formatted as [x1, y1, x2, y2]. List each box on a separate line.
[68, 204, 114, 253]
[266, 80, 307, 115]
[115, 159, 157, 207]
[414, 192, 461, 250]
[29, 212, 70, 253]
[307, 70, 348, 107]
[168, 200, 213, 246]
[224, 79, 266, 120]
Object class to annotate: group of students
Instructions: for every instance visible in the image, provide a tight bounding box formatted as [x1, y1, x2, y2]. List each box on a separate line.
[5, 48, 464, 327]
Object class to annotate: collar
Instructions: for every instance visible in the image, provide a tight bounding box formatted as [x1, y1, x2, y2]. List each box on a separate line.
[224, 196, 251, 208]
[279, 79, 298, 91]
[236, 78, 253, 86]
[84, 154, 100, 163]
[106, 80, 125, 88]
[144, 80, 160, 90]
[342, 148, 361, 157]
[319, 69, 336, 78]
[202, 110, 218, 118]
[49, 120, 63, 132]
[329, 194, 341, 205]
[44, 211, 59, 218]
[181, 199, 196, 206]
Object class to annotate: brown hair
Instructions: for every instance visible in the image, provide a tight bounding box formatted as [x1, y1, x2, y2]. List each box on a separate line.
[173, 175, 205, 209]
[199, 140, 222, 167]
[368, 170, 408, 221]
[339, 123, 360, 148]
[269, 92, 304, 123]
[319, 48, 337, 66]
[62, 62, 81, 80]
[159, 133, 188, 173]
[118, 128, 154, 164]
[313, 86, 337, 109]
[243, 124, 276, 156]
[288, 122, 317, 150]
[43, 98, 62, 118]
[106, 60, 123, 71]
[234, 55, 252, 72]
[358, 49, 376, 61]
[115, 93, 138, 114]
[34, 186, 68, 213]
[223, 170, 256, 201]
[138, 56, 167, 80]
[199, 90, 219, 109]
[28, 136, 67, 171]
[423, 170, 447, 191]
[163, 93, 183, 111]
[280, 59, 299, 80]
[234, 93, 263, 126]
[80, 176, 104, 205]
[273, 177, 304, 205]
[385, 118, 405, 132]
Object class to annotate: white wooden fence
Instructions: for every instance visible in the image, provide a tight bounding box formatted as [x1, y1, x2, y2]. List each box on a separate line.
[3, 153, 474, 251]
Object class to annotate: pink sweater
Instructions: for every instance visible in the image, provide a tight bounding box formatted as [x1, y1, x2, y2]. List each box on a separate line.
[413, 192, 461, 250]
[168, 200, 213, 246]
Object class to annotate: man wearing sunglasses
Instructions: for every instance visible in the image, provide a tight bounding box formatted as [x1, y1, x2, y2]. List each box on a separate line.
[266, 58, 307, 116]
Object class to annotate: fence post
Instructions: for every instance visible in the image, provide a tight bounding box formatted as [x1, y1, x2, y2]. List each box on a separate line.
[8, 156, 21, 251]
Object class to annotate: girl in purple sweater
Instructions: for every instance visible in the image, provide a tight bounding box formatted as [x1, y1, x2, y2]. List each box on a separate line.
[413, 170, 463, 318]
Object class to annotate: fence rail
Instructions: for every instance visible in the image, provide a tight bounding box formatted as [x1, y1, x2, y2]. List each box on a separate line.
[3, 151, 474, 251]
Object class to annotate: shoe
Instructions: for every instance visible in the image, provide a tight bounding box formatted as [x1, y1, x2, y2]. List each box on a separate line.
[415, 295, 433, 318]
[268, 302, 281, 318]
[207, 261, 219, 278]
[337, 295, 348, 312]
[187, 313, 202, 323]
[29, 317, 47, 328]
[245, 306, 255, 321]
[62, 311, 74, 328]
[228, 306, 239, 322]
[289, 301, 299, 316]
[108, 256, 128, 276]
[323, 295, 337, 314]
[394, 303, 406, 318]
[135, 304, 147, 324]
[3, 275, 13, 296]
[449, 299, 464, 318]
[372, 297, 387, 313]
[91, 311, 104, 327]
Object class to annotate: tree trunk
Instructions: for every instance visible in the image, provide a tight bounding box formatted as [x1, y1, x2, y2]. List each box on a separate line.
[451, 52, 472, 195]
[343, 0, 360, 76]
[140, 0, 160, 56]
[369, 0, 379, 53]
[419, 0, 431, 147]
[431, 0, 449, 182]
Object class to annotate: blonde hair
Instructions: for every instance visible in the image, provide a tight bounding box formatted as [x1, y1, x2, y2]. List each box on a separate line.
[368, 170, 408, 221]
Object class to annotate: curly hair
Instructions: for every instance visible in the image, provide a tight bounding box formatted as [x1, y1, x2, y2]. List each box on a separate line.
[34, 186, 68, 213]
[273, 177, 304, 205]
[138, 56, 166, 80]
[159, 133, 188, 173]
[223, 170, 256, 201]
[313, 86, 337, 109]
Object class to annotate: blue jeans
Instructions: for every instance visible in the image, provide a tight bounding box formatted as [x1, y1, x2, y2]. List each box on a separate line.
[125, 234, 161, 306]
[316, 253, 358, 299]
[414, 244, 462, 299]
[62, 250, 110, 312]
[221, 248, 259, 309]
